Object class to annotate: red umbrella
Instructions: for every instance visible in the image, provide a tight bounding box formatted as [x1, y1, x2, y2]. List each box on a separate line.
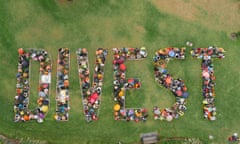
[128, 78, 134, 83]
[18, 48, 24, 55]
[119, 64, 126, 71]
[116, 57, 125, 64]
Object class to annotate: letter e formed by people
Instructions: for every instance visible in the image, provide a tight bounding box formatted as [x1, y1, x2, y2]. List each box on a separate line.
[112, 47, 148, 122]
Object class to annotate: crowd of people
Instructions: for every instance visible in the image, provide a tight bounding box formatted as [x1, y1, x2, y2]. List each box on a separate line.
[77, 48, 107, 122]
[152, 47, 188, 121]
[191, 47, 225, 120]
[228, 133, 239, 142]
[55, 48, 70, 121]
[14, 48, 51, 123]
[113, 47, 148, 122]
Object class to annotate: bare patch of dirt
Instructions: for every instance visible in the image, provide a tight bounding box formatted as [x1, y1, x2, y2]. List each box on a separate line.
[150, 0, 197, 21]
[0, 134, 19, 144]
[135, 25, 146, 33]
[150, 0, 240, 32]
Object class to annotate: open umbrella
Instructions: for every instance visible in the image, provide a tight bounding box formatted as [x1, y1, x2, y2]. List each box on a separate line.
[18, 94, 25, 103]
[89, 92, 98, 104]
[128, 109, 134, 116]
[24, 115, 30, 121]
[116, 56, 125, 64]
[38, 113, 45, 119]
[118, 90, 124, 97]
[202, 71, 210, 78]
[182, 92, 189, 98]
[114, 104, 120, 111]
[119, 64, 126, 71]
[41, 105, 48, 113]
[176, 90, 183, 96]
[120, 109, 126, 116]
[165, 77, 172, 84]
[18, 48, 24, 55]
[128, 78, 134, 85]
[168, 50, 175, 57]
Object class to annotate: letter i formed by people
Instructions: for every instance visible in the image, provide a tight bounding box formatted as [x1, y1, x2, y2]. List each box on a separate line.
[55, 48, 70, 121]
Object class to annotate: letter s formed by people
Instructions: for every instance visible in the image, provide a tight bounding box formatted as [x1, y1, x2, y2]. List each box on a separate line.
[152, 47, 188, 122]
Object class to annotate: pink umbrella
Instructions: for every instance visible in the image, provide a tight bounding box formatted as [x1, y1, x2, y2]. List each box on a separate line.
[89, 92, 98, 104]
[176, 90, 183, 96]
[119, 64, 126, 71]
[202, 71, 210, 78]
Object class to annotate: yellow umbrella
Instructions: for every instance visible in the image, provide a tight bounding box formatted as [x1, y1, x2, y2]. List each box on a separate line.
[54, 114, 58, 120]
[114, 104, 120, 111]
[118, 90, 124, 97]
[41, 105, 49, 113]
[20, 111, 24, 116]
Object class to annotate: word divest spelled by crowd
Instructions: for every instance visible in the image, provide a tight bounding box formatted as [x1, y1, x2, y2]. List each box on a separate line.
[14, 47, 225, 123]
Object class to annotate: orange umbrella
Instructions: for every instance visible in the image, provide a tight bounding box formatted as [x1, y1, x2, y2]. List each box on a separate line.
[165, 77, 172, 84]
[18, 48, 24, 55]
[24, 115, 30, 121]
[182, 86, 187, 92]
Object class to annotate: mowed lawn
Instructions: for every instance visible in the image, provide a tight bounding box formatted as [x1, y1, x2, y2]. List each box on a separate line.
[0, 0, 240, 143]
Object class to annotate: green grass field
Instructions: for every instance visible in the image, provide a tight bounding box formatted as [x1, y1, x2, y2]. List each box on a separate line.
[1, 0, 240, 143]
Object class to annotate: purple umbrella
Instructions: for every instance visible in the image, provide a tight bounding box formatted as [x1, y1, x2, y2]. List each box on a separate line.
[182, 92, 189, 98]
[38, 113, 45, 119]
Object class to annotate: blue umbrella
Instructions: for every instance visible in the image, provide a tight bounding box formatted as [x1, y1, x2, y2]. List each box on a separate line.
[169, 50, 175, 57]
